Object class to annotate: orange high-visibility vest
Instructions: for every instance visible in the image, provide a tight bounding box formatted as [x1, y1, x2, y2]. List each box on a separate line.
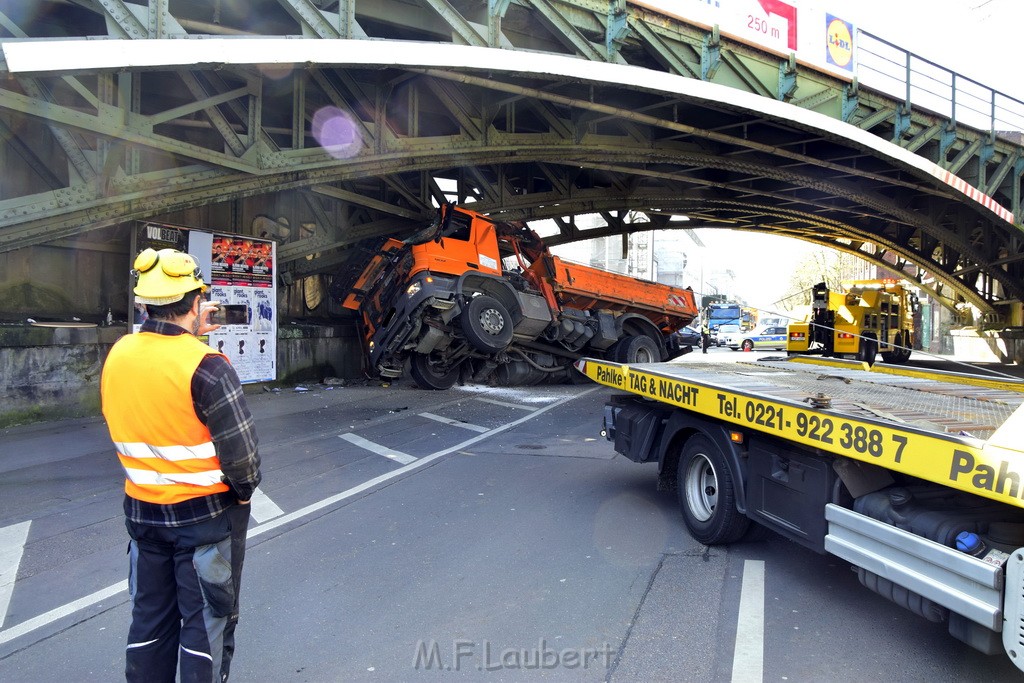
[101, 331, 230, 505]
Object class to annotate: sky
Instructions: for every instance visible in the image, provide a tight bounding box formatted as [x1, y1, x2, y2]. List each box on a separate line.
[675, 0, 1021, 314]
[847, 0, 1020, 100]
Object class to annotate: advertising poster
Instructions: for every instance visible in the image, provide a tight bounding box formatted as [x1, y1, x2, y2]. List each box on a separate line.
[211, 235, 233, 286]
[636, 0, 855, 78]
[206, 242, 277, 384]
[133, 224, 277, 384]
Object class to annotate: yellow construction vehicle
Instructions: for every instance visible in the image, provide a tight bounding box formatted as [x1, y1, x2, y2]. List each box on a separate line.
[787, 279, 918, 364]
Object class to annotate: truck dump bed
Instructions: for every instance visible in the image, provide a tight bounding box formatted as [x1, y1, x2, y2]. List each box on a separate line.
[576, 355, 1024, 509]
[532, 254, 697, 331]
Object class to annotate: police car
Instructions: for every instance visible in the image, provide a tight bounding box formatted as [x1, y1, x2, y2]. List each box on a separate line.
[727, 325, 788, 351]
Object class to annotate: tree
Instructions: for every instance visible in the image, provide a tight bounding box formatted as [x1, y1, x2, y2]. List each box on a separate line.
[776, 247, 870, 310]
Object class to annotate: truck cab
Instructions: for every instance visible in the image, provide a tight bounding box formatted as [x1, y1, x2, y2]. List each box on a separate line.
[338, 204, 697, 389]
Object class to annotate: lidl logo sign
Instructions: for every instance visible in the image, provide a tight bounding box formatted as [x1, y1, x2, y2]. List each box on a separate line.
[826, 14, 854, 71]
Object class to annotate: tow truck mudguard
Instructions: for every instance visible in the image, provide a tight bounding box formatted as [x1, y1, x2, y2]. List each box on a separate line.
[606, 394, 841, 551]
[604, 395, 751, 516]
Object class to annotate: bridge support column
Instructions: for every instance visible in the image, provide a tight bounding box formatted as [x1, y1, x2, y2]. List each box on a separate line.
[701, 25, 721, 81]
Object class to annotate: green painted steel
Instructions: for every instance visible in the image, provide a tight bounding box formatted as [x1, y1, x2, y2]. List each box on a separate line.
[0, 0, 1020, 319]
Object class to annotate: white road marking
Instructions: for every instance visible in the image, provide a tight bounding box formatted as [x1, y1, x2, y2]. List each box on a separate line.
[0, 521, 31, 628]
[0, 580, 126, 646]
[474, 397, 536, 411]
[339, 433, 417, 465]
[0, 388, 597, 646]
[731, 559, 765, 683]
[248, 488, 284, 523]
[418, 411, 489, 433]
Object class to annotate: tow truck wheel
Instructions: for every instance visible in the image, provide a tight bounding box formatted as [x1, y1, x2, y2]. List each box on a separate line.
[615, 335, 660, 364]
[897, 331, 913, 363]
[409, 354, 460, 390]
[857, 333, 878, 364]
[461, 295, 514, 353]
[677, 435, 749, 545]
[881, 332, 902, 364]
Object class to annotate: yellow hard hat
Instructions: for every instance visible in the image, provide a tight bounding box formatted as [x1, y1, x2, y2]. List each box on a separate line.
[132, 248, 207, 305]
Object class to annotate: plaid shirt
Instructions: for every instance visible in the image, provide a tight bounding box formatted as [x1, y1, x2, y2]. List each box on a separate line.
[123, 319, 262, 527]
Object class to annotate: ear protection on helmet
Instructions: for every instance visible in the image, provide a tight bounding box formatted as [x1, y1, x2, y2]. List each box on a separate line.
[132, 248, 207, 305]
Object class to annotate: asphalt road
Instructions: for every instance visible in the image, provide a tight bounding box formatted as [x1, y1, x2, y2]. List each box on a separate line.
[1, 348, 1021, 681]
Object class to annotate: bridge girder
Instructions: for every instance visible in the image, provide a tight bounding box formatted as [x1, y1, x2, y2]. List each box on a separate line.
[0, 0, 1021, 319]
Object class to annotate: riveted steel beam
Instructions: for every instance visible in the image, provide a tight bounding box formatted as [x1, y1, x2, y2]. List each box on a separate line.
[310, 185, 429, 221]
[148, 0, 170, 38]
[419, 0, 487, 47]
[276, 0, 342, 39]
[0, 1, 1022, 320]
[0, 88, 258, 173]
[701, 26, 721, 81]
[0, 117, 63, 190]
[530, 0, 609, 62]
[629, 18, 698, 78]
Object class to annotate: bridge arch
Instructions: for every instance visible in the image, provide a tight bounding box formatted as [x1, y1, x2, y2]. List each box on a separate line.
[0, 2, 1021, 322]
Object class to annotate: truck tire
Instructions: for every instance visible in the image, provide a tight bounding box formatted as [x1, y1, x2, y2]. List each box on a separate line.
[897, 331, 913, 363]
[409, 354, 460, 390]
[615, 335, 660, 364]
[677, 435, 749, 544]
[461, 295, 513, 353]
[857, 333, 878, 364]
[881, 331, 902, 364]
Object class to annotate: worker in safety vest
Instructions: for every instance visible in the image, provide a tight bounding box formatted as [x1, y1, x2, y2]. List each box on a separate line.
[101, 248, 262, 683]
[700, 316, 711, 354]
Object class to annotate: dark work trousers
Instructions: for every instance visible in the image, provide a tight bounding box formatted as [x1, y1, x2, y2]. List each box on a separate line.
[125, 504, 252, 683]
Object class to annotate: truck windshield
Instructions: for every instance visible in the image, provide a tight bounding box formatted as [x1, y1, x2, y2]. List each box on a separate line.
[708, 304, 741, 327]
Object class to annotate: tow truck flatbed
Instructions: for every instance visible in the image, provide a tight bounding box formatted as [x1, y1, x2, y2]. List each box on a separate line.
[578, 355, 1024, 665]
[576, 356, 1024, 508]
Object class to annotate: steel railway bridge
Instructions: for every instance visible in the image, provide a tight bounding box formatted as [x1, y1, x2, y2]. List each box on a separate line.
[1, 0, 1023, 320]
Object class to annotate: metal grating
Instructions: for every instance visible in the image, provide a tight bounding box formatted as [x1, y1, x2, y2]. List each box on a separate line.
[650, 359, 1021, 439]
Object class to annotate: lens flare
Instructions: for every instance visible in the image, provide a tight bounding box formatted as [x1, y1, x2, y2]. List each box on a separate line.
[311, 106, 362, 159]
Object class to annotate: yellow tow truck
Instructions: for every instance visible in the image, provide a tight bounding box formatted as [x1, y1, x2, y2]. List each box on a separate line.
[577, 354, 1024, 668]
[787, 279, 918, 363]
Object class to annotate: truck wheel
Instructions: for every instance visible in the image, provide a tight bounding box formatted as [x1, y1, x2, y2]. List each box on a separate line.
[881, 332, 902, 364]
[461, 295, 513, 353]
[603, 339, 625, 362]
[897, 331, 913, 363]
[857, 333, 877, 364]
[409, 354, 460, 390]
[677, 435, 749, 545]
[615, 335, 660, 364]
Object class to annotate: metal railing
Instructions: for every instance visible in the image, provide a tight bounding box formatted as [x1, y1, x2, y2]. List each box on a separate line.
[857, 30, 1024, 141]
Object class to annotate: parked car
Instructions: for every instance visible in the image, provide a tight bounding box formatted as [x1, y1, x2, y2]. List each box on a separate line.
[716, 324, 741, 347]
[728, 325, 789, 351]
[674, 324, 702, 347]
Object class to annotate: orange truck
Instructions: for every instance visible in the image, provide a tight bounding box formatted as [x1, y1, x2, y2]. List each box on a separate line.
[337, 204, 698, 389]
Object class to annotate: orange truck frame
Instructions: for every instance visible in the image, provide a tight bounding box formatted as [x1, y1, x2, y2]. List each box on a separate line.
[337, 204, 698, 389]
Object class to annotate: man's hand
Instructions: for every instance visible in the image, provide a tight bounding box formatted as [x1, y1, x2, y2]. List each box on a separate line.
[198, 300, 223, 336]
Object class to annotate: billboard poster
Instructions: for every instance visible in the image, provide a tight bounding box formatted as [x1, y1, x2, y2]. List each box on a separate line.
[133, 223, 277, 384]
[825, 13, 854, 72]
[634, 0, 855, 79]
